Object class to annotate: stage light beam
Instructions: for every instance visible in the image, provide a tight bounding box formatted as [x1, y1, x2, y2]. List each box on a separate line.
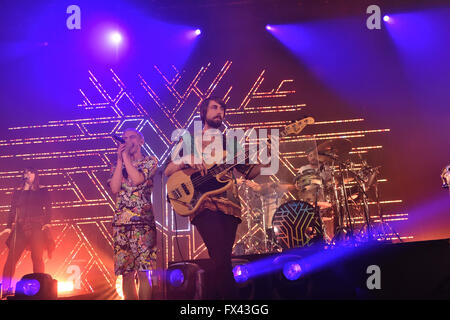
[195, 29, 201, 36]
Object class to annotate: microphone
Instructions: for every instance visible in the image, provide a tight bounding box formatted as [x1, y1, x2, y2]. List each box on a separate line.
[122, 168, 129, 180]
[112, 135, 129, 178]
[112, 135, 125, 144]
[442, 165, 450, 189]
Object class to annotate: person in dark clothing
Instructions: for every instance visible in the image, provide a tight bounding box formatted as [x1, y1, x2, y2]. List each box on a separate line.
[165, 97, 266, 299]
[1, 167, 53, 296]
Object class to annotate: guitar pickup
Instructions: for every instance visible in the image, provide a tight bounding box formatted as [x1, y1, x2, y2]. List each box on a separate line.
[181, 183, 190, 195]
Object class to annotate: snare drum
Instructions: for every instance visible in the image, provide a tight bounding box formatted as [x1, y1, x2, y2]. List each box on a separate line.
[294, 170, 332, 209]
[294, 169, 323, 191]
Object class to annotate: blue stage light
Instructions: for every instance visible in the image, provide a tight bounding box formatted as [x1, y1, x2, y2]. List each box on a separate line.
[283, 261, 302, 281]
[233, 264, 249, 283]
[168, 268, 185, 288]
[383, 15, 390, 22]
[195, 29, 201, 36]
[17, 279, 41, 296]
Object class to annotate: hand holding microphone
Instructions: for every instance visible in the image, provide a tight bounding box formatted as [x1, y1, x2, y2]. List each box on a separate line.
[112, 135, 125, 144]
[113, 135, 127, 162]
[441, 164, 450, 189]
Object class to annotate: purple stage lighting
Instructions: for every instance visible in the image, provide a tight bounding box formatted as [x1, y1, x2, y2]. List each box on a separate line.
[17, 279, 41, 296]
[283, 261, 302, 281]
[233, 264, 249, 283]
[383, 15, 390, 22]
[195, 29, 201, 36]
[168, 268, 184, 288]
[266, 24, 273, 31]
[109, 31, 123, 45]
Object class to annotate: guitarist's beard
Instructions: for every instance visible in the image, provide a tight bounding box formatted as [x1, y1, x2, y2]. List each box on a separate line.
[206, 117, 222, 129]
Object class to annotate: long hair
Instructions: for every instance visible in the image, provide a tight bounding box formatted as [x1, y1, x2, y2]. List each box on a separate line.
[199, 97, 227, 125]
[22, 167, 40, 191]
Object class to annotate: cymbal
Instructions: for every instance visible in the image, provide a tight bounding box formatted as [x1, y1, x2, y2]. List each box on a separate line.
[316, 139, 352, 160]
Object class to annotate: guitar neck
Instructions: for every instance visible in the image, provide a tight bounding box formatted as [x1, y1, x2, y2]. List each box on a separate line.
[201, 118, 311, 178]
[209, 128, 291, 176]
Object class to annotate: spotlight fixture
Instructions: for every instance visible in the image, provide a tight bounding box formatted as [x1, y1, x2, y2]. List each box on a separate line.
[166, 262, 205, 299]
[283, 261, 303, 281]
[168, 268, 185, 288]
[11, 273, 58, 300]
[233, 264, 249, 283]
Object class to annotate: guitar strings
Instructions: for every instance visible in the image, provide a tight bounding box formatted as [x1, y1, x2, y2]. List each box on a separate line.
[189, 133, 278, 186]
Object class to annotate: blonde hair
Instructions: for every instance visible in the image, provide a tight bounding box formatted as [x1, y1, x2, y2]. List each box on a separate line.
[122, 128, 144, 141]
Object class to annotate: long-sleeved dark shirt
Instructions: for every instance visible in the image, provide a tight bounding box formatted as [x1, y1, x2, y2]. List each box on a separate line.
[7, 188, 52, 228]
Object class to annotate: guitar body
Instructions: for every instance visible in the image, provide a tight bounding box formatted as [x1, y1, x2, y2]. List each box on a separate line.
[167, 163, 233, 216]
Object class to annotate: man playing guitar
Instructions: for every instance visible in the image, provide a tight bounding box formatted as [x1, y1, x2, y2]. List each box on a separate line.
[165, 97, 264, 299]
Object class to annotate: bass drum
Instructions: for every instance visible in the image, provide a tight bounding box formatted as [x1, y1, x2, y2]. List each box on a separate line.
[271, 201, 324, 250]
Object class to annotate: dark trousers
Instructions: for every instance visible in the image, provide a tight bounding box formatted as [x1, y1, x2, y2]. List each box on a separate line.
[191, 209, 240, 299]
[2, 225, 45, 291]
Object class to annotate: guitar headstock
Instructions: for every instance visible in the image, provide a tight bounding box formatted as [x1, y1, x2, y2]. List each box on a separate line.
[283, 117, 315, 136]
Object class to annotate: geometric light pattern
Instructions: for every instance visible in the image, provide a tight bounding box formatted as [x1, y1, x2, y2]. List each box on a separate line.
[272, 200, 322, 249]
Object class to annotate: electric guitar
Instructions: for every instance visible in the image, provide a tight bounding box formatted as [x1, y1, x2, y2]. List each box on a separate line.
[166, 117, 315, 216]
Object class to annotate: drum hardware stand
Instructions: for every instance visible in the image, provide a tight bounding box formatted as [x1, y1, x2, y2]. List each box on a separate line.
[313, 185, 327, 245]
[265, 227, 283, 253]
[372, 180, 402, 243]
[331, 160, 355, 243]
[352, 165, 402, 243]
[356, 156, 374, 240]
[352, 173, 373, 241]
[329, 164, 345, 243]
[242, 210, 261, 254]
[341, 162, 373, 242]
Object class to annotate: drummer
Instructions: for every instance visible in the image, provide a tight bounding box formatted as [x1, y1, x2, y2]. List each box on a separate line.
[295, 147, 335, 240]
[297, 148, 332, 189]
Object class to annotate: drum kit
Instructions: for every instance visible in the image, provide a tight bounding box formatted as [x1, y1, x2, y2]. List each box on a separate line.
[234, 138, 394, 255]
